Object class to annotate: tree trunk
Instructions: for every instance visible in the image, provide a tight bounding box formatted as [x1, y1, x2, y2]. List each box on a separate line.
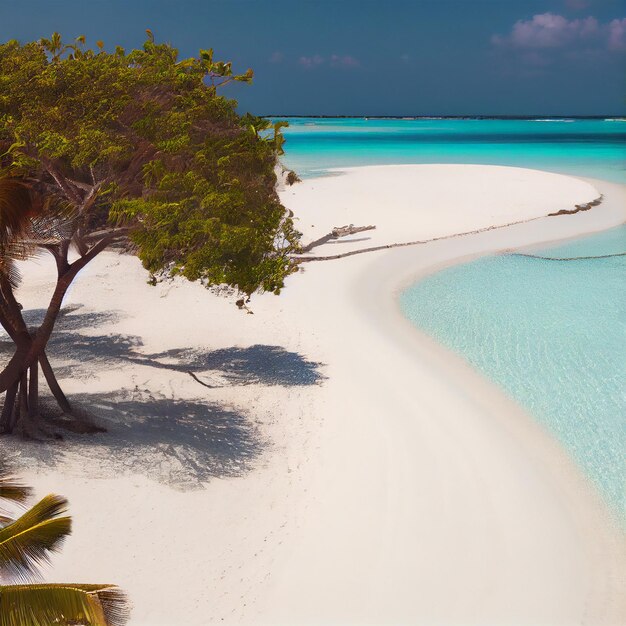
[0, 348, 71, 434]
[0, 358, 73, 435]
[0, 380, 18, 434]
[28, 363, 39, 417]
[19, 371, 27, 415]
[39, 352, 71, 413]
[0, 230, 122, 435]
[15, 371, 28, 433]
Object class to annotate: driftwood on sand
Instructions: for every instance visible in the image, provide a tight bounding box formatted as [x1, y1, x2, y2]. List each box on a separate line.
[300, 224, 376, 253]
[293, 194, 612, 264]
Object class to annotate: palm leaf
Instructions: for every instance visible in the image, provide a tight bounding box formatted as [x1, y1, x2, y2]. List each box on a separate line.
[0, 176, 41, 289]
[0, 175, 78, 288]
[0, 515, 14, 528]
[0, 495, 71, 580]
[0, 240, 36, 289]
[0, 463, 31, 506]
[0, 583, 129, 626]
[0, 177, 34, 245]
[27, 201, 78, 245]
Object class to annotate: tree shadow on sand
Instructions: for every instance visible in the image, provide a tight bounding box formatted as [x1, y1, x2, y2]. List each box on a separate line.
[0, 305, 325, 488]
[0, 391, 266, 489]
[20, 305, 325, 387]
[2, 389, 264, 489]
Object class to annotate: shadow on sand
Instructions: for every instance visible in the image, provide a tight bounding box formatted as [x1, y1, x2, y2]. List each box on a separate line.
[0, 305, 325, 488]
[19, 306, 324, 387]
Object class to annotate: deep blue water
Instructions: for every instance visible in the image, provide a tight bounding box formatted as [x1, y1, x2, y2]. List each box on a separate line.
[277, 117, 626, 183]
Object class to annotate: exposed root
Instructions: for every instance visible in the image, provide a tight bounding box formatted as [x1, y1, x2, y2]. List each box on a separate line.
[49, 408, 107, 434]
[16, 414, 64, 441]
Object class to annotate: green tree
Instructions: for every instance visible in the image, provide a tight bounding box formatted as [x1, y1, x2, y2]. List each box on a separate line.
[0, 32, 300, 435]
[0, 462, 129, 625]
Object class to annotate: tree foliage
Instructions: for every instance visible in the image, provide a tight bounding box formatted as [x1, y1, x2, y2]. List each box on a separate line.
[0, 32, 300, 294]
[0, 32, 300, 434]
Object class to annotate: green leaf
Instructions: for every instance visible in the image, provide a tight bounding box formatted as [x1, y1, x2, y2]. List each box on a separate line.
[0, 464, 31, 506]
[0, 31, 301, 298]
[0, 583, 129, 626]
[0, 495, 71, 580]
[200, 48, 213, 63]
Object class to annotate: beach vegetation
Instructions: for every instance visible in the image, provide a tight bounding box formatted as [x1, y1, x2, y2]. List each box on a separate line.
[0, 462, 129, 625]
[0, 32, 300, 436]
[286, 170, 301, 185]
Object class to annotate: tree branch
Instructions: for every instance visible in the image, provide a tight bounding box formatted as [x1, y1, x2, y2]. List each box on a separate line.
[42, 160, 83, 205]
[301, 224, 376, 253]
[293, 217, 546, 262]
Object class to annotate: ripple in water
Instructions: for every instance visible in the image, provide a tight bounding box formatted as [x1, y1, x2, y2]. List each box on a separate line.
[400, 226, 626, 523]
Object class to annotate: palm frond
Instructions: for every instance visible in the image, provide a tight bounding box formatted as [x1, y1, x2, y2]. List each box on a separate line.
[0, 583, 129, 626]
[0, 176, 42, 288]
[0, 515, 14, 528]
[28, 203, 78, 244]
[0, 495, 71, 580]
[0, 463, 31, 505]
[0, 178, 35, 246]
[0, 175, 78, 288]
[0, 240, 40, 289]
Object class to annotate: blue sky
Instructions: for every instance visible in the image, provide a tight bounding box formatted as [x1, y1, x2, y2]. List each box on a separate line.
[1, 0, 624, 115]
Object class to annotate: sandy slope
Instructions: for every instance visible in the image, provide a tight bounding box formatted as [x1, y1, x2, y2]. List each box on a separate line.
[1, 165, 624, 625]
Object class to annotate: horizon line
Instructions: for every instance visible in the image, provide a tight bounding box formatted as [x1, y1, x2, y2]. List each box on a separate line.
[261, 114, 626, 120]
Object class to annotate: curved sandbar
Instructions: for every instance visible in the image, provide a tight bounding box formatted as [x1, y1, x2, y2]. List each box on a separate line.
[5, 165, 624, 625]
[282, 164, 602, 257]
[265, 165, 625, 625]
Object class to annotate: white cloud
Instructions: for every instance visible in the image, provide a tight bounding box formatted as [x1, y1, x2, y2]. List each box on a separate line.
[298, 54, 324, 68]
[329, 54, 360, 68]
[608, 18, 626, 50]
[493, 12, 626, 56]
[492, 13, 600, 49]
[298, 54, 359, 69]
[490, 12, 625, 74]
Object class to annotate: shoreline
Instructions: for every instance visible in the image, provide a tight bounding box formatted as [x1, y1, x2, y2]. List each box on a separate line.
[361, 178, 625, 527]
[2, 165, 624, 625]
[255, 170, 625, 625]
[364, 176, 625, 531]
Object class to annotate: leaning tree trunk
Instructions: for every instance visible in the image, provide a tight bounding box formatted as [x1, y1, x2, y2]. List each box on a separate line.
[39, 351, 71, 413]
[0, 358, 68, 437]
[0, 340, 90, 437]
[0, 230, 122, 436]
[0, 379, 18, 434]
[0, 279, 77, 435]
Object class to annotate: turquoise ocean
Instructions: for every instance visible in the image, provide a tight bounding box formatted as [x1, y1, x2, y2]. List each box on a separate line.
[277, 117, 626, 522]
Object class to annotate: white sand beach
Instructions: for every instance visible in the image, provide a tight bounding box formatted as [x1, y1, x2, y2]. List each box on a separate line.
[2, 165, 625, 625]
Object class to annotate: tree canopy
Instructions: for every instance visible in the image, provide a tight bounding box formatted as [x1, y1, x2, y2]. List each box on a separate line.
[0, 32, 300, 436]
[0, 31, 300, 294]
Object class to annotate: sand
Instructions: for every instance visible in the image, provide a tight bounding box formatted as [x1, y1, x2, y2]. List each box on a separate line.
[1, 164, 624, 625]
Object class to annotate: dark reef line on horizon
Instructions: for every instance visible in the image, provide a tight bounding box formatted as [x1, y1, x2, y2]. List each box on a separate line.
[262, 115, 626, 121]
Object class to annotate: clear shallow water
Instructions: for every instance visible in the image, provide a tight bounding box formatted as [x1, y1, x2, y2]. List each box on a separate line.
[277, 117, 626, 183]
[400, 228, 626, 522]
[278, 118, 626, 522]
